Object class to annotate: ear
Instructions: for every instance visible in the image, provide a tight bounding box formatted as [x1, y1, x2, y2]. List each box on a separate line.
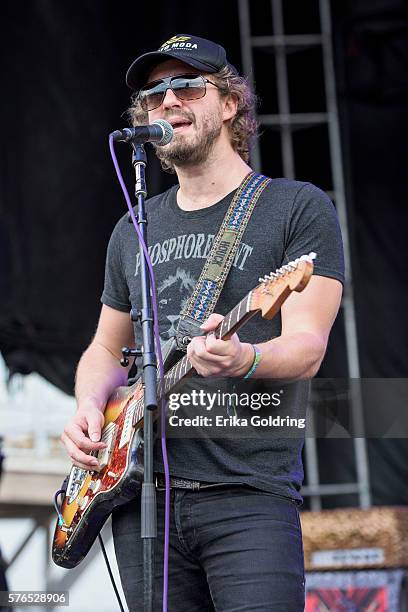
[222, 93, 238, 122]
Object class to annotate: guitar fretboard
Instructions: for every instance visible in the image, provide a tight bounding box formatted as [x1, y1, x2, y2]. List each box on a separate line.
[159, 290, 255, 399]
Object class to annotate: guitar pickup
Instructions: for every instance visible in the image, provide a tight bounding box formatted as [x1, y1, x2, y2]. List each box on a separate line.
[119, 402, 137, 450]
[97, 422, 117, 469]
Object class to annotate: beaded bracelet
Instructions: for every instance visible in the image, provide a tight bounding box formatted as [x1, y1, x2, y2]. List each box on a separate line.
[243, 345, 261, 379]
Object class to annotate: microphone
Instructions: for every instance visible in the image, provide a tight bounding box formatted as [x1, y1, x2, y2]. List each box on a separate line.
[111, 119, 173, 146]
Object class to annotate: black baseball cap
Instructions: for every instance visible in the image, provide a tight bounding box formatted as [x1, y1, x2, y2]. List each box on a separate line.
[126, 34, 235, 91]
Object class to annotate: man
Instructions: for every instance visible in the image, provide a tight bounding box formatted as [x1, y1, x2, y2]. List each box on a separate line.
[62, 34, 344, 611]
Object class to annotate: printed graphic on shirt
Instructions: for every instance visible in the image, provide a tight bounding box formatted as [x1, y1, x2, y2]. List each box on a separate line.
[134, 233, 254, 277]
[157, 267, 196, 339]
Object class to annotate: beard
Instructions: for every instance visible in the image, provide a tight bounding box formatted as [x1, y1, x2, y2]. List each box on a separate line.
[153, 107, 223, 171]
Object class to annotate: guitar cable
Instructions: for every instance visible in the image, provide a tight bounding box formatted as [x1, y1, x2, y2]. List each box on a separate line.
[109, 135, 171, 612]
[53, 475, 69, 526]
[53, 489, 66, 526]
[98, 534, 125, 612]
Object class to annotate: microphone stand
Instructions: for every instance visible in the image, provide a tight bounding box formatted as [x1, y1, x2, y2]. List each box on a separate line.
[131, 143, 157, 612]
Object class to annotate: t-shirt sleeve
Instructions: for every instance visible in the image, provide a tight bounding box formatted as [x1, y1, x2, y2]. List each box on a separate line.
[100, 218, 131, 312]
[284, 183, 345, 284]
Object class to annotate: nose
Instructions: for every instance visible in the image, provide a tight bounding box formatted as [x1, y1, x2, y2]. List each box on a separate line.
[162, 87, 182, 110]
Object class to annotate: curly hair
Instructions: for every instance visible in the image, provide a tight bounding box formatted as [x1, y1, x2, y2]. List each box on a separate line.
[210, 65, 259, 163]
[127, 64, 258, 168]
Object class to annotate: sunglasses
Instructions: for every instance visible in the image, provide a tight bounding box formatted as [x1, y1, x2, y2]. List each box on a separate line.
[138, 74, 219, 111]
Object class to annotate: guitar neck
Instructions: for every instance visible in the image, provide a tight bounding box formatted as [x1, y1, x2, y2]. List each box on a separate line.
[160, 291, 257, 398]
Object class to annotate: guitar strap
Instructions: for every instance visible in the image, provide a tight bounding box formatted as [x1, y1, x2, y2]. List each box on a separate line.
[175, 171, 271, 351]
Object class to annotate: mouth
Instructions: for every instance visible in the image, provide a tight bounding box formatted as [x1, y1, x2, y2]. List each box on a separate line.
[168, 118, 193, 134]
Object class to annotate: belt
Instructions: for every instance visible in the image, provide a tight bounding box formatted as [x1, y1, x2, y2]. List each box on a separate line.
[154, 473, 232, 491]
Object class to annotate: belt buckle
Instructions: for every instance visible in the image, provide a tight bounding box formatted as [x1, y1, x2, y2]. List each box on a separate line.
[154, 474, 202, 491]
[189, 479, 201, 491]
[173, 476, 200, 490]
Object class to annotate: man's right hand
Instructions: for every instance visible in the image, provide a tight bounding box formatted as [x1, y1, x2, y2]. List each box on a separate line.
[62, 305, 135, 471]
[61, 399, 107, 471]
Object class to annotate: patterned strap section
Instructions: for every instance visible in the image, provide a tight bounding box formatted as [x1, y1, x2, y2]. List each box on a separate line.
[176, 172, 271, 346]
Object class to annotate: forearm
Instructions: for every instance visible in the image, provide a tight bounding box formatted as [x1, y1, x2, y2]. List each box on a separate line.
[75, 341, 130, 412]
[247, 331, 327, 380]
[195, 279, 341, 381]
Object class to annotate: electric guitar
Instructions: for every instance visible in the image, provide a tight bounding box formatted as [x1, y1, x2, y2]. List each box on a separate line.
[52, 253, 315, 568]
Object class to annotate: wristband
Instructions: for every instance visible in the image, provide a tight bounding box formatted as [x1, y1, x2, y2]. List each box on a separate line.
[243, 345, 261, 379]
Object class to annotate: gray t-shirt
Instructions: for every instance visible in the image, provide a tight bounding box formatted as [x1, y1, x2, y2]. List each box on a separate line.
[101, 178, 344, 502]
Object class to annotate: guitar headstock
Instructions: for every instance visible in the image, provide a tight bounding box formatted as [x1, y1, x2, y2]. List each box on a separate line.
[249, 252, 316, 320]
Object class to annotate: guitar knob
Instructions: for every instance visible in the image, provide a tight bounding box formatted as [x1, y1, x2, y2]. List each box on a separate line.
[88, 479, 101, 494]
[77, 495, 89, 510]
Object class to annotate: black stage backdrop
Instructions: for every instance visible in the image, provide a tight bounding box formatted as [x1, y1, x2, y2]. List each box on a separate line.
[0, 1, 407, 504]
[320, 0, 408, 507]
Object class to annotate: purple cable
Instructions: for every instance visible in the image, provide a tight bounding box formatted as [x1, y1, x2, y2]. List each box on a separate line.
[109, 135, 170, 612]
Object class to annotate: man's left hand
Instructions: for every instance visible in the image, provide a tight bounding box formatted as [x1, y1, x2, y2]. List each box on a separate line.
[186, 313, 254, 378]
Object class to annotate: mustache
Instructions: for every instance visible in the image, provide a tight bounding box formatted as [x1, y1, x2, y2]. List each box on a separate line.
[163, 111, 195, 125]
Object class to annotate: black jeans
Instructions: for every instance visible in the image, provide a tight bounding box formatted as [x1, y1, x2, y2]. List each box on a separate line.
[112, 485, 305, 612]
